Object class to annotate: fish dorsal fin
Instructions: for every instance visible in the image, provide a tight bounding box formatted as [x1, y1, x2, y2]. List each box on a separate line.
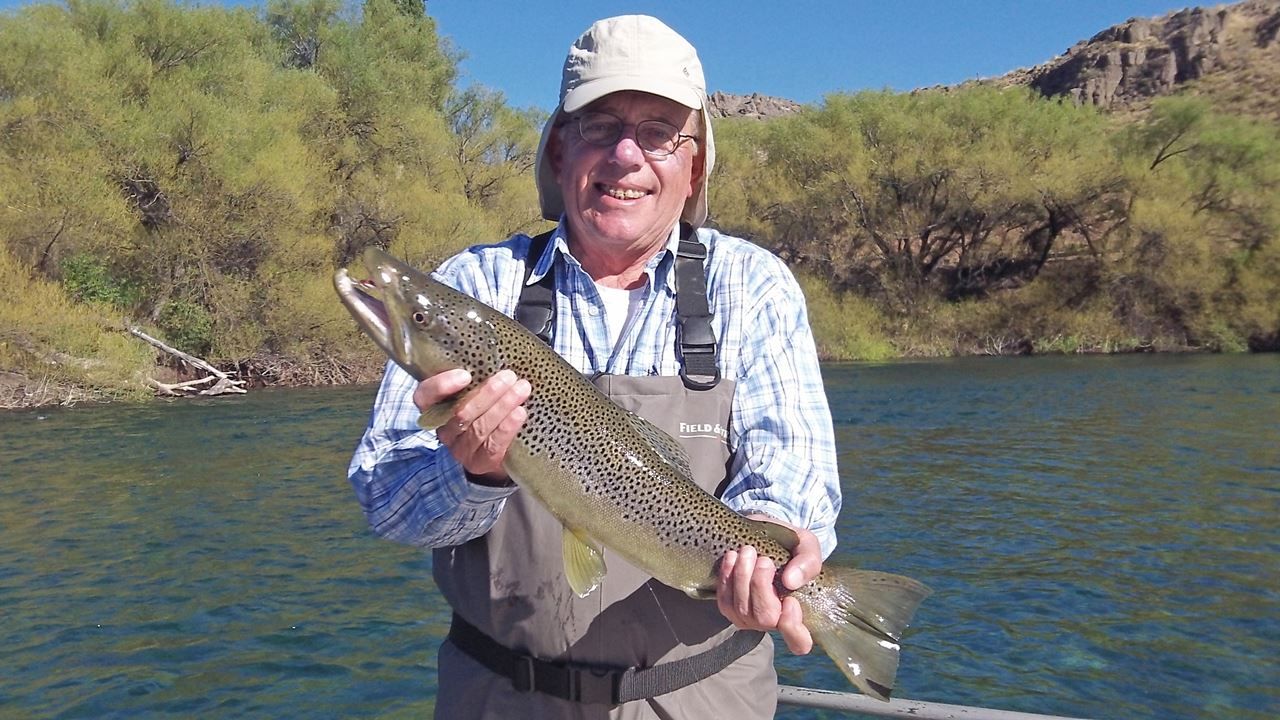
[562, 527, 606, 598]
[746, 517, 802, 553]
[622, 410, 694, 478]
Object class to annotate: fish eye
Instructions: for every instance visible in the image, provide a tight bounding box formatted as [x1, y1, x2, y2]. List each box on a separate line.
[412, 311, 428, 325]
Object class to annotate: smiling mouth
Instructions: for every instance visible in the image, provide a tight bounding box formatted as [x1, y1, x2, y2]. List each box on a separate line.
[599, 184, 648, 200]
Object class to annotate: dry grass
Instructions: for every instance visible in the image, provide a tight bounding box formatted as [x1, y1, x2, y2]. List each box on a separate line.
[0, 371, 120, 410]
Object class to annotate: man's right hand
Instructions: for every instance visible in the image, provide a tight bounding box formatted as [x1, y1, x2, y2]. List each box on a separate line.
[415, 368, 531, 484]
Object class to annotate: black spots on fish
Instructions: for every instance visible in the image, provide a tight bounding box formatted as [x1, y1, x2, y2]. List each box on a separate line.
[520, 379, 602, 467]
[457, 336, 492, 368]
[429, 309, 509, 378]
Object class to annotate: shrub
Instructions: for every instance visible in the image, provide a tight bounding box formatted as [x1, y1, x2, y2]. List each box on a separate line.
[60, 254, 140, 309]
[796, 274, 896, 361]
[157, 300, 214, 356]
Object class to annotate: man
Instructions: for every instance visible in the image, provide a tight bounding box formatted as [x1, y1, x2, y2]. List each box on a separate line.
[348, 15, 840, 719]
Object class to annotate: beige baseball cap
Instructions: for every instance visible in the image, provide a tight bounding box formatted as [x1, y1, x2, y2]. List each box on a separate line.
[534, 15, 716, 227]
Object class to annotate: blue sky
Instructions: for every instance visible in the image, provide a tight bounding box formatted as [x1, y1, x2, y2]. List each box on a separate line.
[428, 1, 1200, 110]
[1, 0, 1202, 110]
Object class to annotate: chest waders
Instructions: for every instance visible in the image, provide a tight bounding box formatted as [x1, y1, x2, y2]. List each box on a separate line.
[433, 227, 777, 719]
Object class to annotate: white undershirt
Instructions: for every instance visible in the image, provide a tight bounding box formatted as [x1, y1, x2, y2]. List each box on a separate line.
[595, 283, 646, 351]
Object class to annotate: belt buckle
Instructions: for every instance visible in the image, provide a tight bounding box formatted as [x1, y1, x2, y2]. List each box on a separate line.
[567, 665, 621, 705]
[512, 656, 536, 694]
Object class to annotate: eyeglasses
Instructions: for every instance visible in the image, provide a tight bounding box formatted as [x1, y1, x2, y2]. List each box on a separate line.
[571, 111, 698, 157]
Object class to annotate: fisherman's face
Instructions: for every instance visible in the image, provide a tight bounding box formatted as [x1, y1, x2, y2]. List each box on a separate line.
[551, 91, 703, 257]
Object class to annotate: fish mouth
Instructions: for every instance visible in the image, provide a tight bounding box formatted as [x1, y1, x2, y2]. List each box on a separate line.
[335, 248, 433, 374]
[334, 268, 396, 360]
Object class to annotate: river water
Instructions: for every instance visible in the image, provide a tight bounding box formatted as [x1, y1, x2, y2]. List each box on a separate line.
[0, 354, 1276, 719]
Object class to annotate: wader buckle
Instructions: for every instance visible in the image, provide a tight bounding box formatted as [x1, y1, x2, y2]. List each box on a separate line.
[512, 655, 622, 705]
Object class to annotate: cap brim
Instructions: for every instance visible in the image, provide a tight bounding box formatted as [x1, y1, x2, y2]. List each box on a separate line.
[563, 76, 702, 113]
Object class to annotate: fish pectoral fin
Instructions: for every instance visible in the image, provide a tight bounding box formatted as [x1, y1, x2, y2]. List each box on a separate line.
[417, 405, 452, 430]
[562, 527, 607, 598]
[745, 517, 802, 553]
[416, 394, 464, 430]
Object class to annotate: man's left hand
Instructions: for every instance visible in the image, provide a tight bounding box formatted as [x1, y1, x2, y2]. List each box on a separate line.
[715, 515, 821, 654]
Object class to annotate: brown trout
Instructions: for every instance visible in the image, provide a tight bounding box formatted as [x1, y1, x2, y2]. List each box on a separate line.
[335, 248, 930, 701]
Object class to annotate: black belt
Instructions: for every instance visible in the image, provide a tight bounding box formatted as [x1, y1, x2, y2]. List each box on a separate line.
[447, 612, 765, 705]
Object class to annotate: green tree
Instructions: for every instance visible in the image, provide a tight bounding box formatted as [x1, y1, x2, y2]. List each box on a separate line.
[1115, 97, 1280, 350]
[716, 87, 1126, 309]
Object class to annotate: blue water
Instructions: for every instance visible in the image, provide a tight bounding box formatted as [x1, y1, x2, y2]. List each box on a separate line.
[1, 354, 1276, 718]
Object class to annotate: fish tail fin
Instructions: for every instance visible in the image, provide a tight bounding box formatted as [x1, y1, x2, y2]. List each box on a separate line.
[798, 567, 931, 702]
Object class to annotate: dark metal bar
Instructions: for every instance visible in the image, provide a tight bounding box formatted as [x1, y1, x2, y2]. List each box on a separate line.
[777, 686, 1098, 720]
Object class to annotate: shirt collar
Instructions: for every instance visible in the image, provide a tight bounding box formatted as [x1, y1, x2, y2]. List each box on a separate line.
[529, 218, 686, 294]
[525, 221, 570, 287]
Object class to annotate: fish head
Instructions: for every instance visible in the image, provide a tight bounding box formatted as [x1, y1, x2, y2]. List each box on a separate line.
[334, 248, 491, 381]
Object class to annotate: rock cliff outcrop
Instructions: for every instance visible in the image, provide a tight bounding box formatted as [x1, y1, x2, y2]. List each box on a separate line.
[706, 91, 802, 120]
[996, 0, 1280, 116]
[714, 0, 1280, 122]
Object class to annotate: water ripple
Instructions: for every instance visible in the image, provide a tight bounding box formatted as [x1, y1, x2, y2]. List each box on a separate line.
[1, 359, 1276, 719]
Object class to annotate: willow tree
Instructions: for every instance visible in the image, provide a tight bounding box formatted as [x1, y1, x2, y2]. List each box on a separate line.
[716, 87, 1126, 309]
[444, 87, 544, 231]
[1115, 97, 1280, 350]
[0, 2, 136, 278]
[0, 0, 556, 396]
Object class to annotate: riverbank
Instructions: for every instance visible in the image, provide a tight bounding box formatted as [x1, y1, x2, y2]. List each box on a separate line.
[0, 350, 392, 410]
[4, 345, 1264, 411]
[0, 371, 116, 410]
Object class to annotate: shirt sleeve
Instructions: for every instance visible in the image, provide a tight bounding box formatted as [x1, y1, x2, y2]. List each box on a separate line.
[346, 361, 518, 547]
[345, 246, 525, 548]
[719, 261, 842, 559]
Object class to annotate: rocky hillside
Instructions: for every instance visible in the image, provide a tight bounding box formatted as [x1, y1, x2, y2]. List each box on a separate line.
[994, 0, 1280, 119]
[706, 91, 802, 120]
[711, 0, 1280, 121]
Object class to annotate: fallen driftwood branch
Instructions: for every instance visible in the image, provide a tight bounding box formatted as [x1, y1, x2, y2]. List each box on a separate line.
[128, 327, 246, 396]
[143, 375, 215, 395]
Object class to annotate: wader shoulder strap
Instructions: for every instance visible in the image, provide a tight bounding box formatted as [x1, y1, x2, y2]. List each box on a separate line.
[673, 223, 720, 390]
[448, 612, 764, 705]
[515, 229, 557, 344]
[514, 224, 721, 390]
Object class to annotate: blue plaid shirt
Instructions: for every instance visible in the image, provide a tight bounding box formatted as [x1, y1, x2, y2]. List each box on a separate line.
[347, 222, 842, 557]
